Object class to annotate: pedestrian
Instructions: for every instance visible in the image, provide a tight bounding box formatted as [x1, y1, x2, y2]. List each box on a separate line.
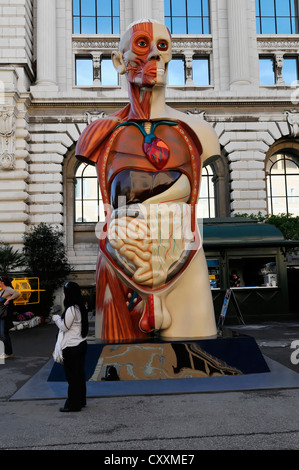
[52, 281, 88, 412]
[0, 275, 20, 359]
[230, 271, 241, 288]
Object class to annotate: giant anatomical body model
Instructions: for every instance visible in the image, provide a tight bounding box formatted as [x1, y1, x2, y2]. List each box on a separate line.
[76, 20, 221, 341]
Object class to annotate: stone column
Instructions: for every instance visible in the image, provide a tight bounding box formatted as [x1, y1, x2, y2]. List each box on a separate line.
[35, 0, 58, 88]
[132, 0, 153, 21]
[227, 0, 251, 89]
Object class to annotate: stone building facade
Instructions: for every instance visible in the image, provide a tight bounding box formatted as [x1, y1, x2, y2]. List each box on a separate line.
[0, 0, 298, 302]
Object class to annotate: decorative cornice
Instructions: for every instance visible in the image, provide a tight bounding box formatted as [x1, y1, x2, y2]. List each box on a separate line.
[257, 36, 299, 51]
[72, 35, 213, 53]
[72, 38, 120, 50]
[172, 37, 213, 52]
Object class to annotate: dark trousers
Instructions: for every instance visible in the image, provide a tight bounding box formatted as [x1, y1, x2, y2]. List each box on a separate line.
[0, 318, 13, 355]
[63, 340, 87, 410]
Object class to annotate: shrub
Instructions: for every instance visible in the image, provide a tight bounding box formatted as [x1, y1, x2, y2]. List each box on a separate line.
[23, 223, 72, 316]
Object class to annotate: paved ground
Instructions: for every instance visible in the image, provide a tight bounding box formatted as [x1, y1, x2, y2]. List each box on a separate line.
[1, 319, 299, 452]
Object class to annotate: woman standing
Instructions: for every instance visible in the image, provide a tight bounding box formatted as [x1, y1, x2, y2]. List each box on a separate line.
[52, 281, 88, 412]
[0, 276, 20, 359]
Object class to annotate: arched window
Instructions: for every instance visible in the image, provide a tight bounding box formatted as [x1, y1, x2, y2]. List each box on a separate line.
[266, 152, 299, 216]
[197, 164, 215, 218]
[75, 162, 104, 223]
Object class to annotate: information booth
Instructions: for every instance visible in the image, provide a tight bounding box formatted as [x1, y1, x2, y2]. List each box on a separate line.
[202, 218, 297, 324]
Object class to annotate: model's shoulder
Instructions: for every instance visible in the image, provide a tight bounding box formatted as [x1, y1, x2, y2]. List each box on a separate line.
[169, 108, 220, 161]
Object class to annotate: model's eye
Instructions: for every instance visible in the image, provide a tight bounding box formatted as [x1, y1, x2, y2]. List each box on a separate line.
[157, 40, 168, 51]
[138, 39, 148, 47]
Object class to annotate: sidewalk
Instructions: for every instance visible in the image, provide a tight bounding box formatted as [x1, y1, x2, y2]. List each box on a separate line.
[0, 319, 299, 450]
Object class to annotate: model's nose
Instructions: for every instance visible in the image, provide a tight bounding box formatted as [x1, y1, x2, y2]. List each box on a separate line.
[148, 43, 160, 61]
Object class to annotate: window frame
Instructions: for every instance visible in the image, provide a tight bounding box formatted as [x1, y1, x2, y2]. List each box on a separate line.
[256, 0, 299, 34]
[266, 151, 299, 216]
[259, 54, 276, 85]
[165, 0, 210, 35]
[75, 55, 94, 86]
[197, 164, 216, 219]
[74, 162, 103, 224]
[282, 55, 299, 84]
[72, 0, 120, 35]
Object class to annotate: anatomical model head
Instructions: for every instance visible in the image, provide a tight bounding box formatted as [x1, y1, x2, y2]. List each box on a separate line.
[113, 20, 172, 89]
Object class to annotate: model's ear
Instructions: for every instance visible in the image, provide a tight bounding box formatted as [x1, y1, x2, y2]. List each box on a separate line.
[112, 51, 126, 74]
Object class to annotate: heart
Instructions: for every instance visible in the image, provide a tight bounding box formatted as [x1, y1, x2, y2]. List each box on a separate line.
[143, 137, 169, 170]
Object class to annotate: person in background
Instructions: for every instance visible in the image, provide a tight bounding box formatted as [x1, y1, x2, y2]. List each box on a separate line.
[0, 276, 20, 359]
[52, 281, 88, 412]
[230, 271, 241, 288]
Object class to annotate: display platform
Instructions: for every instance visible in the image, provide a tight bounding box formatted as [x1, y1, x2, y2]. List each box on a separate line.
[9, 332, 299, 401]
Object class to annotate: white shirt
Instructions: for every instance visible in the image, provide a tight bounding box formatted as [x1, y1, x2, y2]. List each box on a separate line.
[52, 306, 85, 350]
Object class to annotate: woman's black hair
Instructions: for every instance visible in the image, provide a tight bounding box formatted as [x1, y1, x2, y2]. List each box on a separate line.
[0, 276, 12, 287]
[62, 281, 88, 338]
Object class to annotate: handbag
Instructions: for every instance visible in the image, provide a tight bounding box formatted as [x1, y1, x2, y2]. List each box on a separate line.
[53, 330, 64, 364]
[0, 290, 8, 319]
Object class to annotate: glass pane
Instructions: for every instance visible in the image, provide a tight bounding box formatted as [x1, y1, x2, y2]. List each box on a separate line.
[99, 199, 105, 222]
[81, 17, 96, 34]
[287, 176, 299, 197]
[73, 0, 80, 15]
[261, 0, 275, 16]
[75, 201, 83, 222]
[288, 197, 299, 215]
[82, 201, 98, 222]
[276, 0, 290, 16]
[209, 178, 215, 198]
[261, 17, 276, 33]
[76, 58, 93, 86]
[200, 176, 208, 195]
[259, 57, 275, 85]
[172, 0, 187, 16]
[76, 163, 85, 177]
[283, 58, 298, 84]
[83, 178, 98, 199]
[172, 17, 187, 34]
[83, 165, 97, 177]
[75, 178, 82, 198]
[81, 0, 95, 16]
[187, 0, 202, 16]
[271, 175, 286, 197]
[271, 158, 285, 172]
[291, 17, 299, 34]
[285, 157, 299, 172]
[97, 17, 112, 34]
[97, 0, 111, 16]
[196, 199, 209, 218]
[272, 197, 287, 213]
[256, 18, 261, 34]
[165, 17, 171, 31]
[73, 17, 80, 34]
[188, 17, 202, 34]
[113, 17, 120, 34]
[164, 0, 171, 16]
[202, 17, 210, 34]
[255, 0, 260, 16]
[168, 58, 185, 85]
[202, 0, 209, 17]
[113, 0, 119, 15]
[193, 57, 209, 85]
[276, 17, 292, 34]
[101, 58, 118, 86]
